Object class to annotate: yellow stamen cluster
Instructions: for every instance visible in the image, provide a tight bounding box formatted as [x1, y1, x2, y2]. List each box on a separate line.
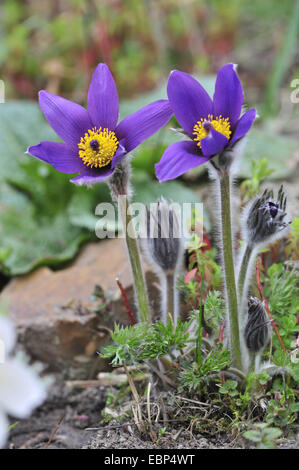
[193, 114, 231, 148]
[78, 127, 118, 168]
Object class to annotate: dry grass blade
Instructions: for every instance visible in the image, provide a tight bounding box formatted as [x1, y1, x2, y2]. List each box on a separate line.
[176, 396, 219, 408]
[147, 382, 157, 442]
[123, 363, 144, 432]
[159, 393, 169, 427]
[44, 412, 65, 449]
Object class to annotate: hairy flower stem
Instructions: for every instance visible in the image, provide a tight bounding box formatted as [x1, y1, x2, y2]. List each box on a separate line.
[237, 243, 253, 304]
[123, 196, 151, 323]
[165, 272, 175, 325]
[108, 160, 150, 323]
[219, 172, 242, 370]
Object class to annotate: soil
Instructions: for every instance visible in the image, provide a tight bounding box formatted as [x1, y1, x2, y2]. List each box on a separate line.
[6, 374, 298, 450]
[86, 427, 298, 449]
[7, 377, 107, 449]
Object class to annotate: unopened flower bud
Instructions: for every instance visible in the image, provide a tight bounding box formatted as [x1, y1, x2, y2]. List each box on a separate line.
[142, 198, 184, 325]
[244, 296, 271, 353]
[244, 186, 290, 247]
[145, 197, 183, 273]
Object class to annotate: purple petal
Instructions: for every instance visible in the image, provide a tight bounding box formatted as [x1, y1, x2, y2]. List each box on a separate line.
[39, 91, 92, 147]
[87, 63, 119, 131]
[213, 64, 243, 128]
[115, 100, 172, 153]
[70, 167, 113, 186]
[155, 140, 209, 181]
[167, 70, 213, 136]
[27, 142, 86, 174]
[230, 108, 257, 146]
[201, 128, 228, 158]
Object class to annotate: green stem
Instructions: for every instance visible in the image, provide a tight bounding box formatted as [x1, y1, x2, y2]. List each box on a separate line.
[165, 272, 175, 325]
[237, 244, 253, 304]
[122, 195, 150, 323]
[219, 172, 242, 370]
[196, 268, 204, 365]
[224, 367, 246, 382]
[248, 352, 256, 374]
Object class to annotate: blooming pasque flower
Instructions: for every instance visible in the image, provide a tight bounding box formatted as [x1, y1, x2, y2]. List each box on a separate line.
[156, 64, 257, 181]
[28, 63, 172, 186]
[0, 316, 46, 448]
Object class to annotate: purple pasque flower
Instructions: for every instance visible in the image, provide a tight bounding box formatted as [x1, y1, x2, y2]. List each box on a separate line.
[28, 63, 172, 186]
[155, 64, 257, 181]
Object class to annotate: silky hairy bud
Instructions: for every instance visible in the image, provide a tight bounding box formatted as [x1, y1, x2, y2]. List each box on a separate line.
[244, 296, 271, 353]
[244, 186, 290, 247]
[145, 197, 183, 273]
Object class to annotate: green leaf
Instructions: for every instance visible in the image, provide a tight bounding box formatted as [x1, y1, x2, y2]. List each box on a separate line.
[0, 199, 91, 275]
[243, 430, 261, 443]
[264, 428, 282, 440]
[0, 100, 58, 184]
[239, 126, 298, 180]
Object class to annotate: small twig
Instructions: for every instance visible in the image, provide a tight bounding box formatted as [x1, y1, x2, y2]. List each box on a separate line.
[131, 405, 141, 432]
[173, 427, 184, 441]
[176, 396, 219, 408]
[85, 417, 192, 433]
[147, 382, 157, 442]
[154, 403, 161, 424]
[20, 432, 45, 449]
[84, 423, 129, 431]
[44, 412, 64, 449]
[123, 363, 144, 432]
[116, 278, 136, 325]
[66, 372, 149, 388]
[148, 360, 177, 388]
[256, 260, 286, 353]
[159, 394, 169, 427]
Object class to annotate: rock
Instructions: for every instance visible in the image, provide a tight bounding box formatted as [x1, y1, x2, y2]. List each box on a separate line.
[0, 239, 160, 378]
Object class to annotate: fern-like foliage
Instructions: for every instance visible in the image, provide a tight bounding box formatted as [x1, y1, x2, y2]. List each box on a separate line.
[264, 263, 299, 350]
[100, 318, 191, 366]
[179, 346, 231, 392]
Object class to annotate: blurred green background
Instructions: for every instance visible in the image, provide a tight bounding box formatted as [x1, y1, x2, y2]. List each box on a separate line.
[0, 0, 298, 278]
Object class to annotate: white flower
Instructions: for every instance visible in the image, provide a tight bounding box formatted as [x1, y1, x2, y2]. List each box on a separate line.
[0, 315, 46, 448]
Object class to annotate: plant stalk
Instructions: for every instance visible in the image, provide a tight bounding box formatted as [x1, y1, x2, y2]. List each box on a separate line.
[237, 243, 253, 304]
[219, 171, 242, 370]
[165, 271, 175, 325]
[121, 195, 150, 323]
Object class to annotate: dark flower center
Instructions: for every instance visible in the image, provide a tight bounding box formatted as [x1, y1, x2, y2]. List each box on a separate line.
[267, 202, 279, 219]
[193, 114, 231, 149]
[90, 139, 99, 151]
[203, 121, 212, 131]
[78, 127, 118, 168]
